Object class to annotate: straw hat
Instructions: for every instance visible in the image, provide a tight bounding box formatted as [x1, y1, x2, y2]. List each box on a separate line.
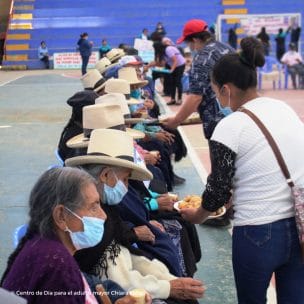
[95, 93, 130, 116]
[118, 67, 148, 88]
[65, 129, 153, 181]
[96, 93, 145, 125]
[106, 48, 125, 63]
[66, 104, 145, 149]
[80, 69, 106, 93]
[104, 78, 141, 105]
[95, 57, 118, 74]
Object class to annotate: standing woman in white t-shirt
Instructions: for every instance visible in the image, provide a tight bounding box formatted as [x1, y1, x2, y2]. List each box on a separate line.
[181, 37, 304, 303]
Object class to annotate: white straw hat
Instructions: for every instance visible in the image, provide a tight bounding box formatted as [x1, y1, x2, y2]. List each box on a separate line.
[95, 57, 118, 74]
[66, 104, 144, 149]
[80, 69, 106, 93]
[65, 129, 153, 181]
[95, 93, 130, 116]
[104, 78, 141, 105]
[106, 48, 125, 63]
[118, 67, 148, 88]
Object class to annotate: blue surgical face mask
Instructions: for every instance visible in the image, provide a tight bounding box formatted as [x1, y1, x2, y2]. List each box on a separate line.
[217, 86, 233, 116]
[65, 207, 105, 250]
[102, 172, 128, 205]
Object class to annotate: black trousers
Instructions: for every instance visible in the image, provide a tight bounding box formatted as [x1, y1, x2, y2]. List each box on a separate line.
[81, 55, 90, 75]
[40, 55, 49, 69]
[169, 64, 185, 100]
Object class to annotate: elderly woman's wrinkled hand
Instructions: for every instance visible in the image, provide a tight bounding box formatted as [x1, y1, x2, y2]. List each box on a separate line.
[144, 152, 160, 165]
[149, 220, 165, 232]
[169, 277, 205, 300]
[133, 225, 155, 244]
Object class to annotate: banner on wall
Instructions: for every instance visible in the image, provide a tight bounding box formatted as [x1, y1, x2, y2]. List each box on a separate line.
[240, 15, 300, 36]
[53, 51, 99, 69]
[217, 13, 301, 44]
[134, 38, 154, 63]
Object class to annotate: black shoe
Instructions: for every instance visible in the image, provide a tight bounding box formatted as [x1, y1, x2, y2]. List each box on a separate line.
[173, 173, 186, 185]
[167, 100, 176, 106]
[202, 217, 230, 227]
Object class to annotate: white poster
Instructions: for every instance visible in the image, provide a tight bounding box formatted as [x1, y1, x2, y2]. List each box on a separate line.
[53, 51, 99, 69]
[134, 38, 154, 63]
[240, 15, 299, 36]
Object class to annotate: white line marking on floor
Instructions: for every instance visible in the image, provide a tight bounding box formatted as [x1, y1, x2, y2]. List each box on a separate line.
[0, 125, 12, 128]
[0, 75, 25, 87]
[61, 73, 80, 79]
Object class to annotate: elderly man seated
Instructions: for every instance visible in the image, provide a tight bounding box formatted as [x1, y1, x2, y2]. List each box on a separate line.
[66, 129, 205, 303]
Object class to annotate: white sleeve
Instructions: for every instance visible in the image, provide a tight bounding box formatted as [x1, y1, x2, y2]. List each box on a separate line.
[280, 53, 287, 63]
[211, 113, 245, 154]
[105, 246, 175, 299]
[131, 253, 177, 281]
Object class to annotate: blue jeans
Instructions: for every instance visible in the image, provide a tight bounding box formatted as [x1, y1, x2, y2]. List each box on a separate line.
[233, 217, 304, 304]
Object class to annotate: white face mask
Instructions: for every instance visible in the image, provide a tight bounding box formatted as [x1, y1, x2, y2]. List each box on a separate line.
[102, 172, 128, 205]
[64, 207, 105, 250]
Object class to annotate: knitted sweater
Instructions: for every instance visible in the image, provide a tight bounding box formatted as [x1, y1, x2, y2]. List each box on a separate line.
[102, 245, 176, 299]
[2, 235, 85, 304]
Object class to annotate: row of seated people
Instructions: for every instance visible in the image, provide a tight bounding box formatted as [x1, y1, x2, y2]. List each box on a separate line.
[0, 50, 205, 304]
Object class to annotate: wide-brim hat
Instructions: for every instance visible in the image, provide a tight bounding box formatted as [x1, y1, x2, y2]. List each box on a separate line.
[80, 69, 106, 93]
[95, 93, 130, 116]
[95, 57, 119, 74]
[66, 127, 144, 149]
[106, 48, 125, 63]
[65, 129, 153, 181]
[118, 67, 148, 88]
[66, 103, 145, 148]
[104, 78, 142, 105]
[95, 93, 145, 129]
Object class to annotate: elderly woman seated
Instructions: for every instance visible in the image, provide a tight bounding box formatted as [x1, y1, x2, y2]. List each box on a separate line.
[66, 129, 205, 303]
[0, 167, 151, 304]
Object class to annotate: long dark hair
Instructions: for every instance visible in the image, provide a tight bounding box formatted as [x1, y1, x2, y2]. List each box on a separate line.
[0, 167, 95, 285]
[212, 37, 265, 90]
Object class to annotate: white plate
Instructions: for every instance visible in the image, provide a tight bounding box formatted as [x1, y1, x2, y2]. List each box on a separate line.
[173, 201, 182, 211]
[207, 206, 226, 219]
[174, 202, 226, 219]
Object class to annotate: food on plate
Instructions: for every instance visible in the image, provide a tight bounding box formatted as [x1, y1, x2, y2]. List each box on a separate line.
[168, 193, 178, 201]
[178, 195, 202, 209]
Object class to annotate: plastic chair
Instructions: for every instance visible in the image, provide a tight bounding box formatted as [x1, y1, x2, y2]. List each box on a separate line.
[13, 224, 28, 248]
[47, 149, 64, 170]
[55, 149, 64, 166]
[258, 56, 282, 90]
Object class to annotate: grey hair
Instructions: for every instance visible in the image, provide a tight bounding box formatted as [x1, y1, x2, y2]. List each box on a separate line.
[79, 164, 107, 181]
[28, 167, 95, 237]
